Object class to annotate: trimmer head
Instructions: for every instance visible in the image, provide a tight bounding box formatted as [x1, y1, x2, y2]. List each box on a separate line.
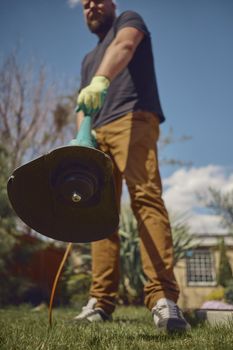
[7, 145, 119, 243]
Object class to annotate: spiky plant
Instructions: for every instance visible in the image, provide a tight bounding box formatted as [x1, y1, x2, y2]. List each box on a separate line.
[119, 203, 145, 304]
[119, 204, 194, 304]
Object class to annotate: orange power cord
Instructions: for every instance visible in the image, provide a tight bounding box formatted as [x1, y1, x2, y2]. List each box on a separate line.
[49, 242, 73, 327]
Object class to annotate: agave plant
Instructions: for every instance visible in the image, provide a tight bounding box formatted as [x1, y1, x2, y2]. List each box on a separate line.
[119, 204, 195, 304]
[119, 203, 145, 304]
[170, 212, 195, 265]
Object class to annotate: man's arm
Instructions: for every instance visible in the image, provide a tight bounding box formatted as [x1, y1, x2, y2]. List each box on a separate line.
[95, 27, 144, 81]
[77, 27, 144, 113]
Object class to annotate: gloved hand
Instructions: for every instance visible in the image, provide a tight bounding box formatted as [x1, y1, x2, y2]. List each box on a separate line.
[77, 76, 110, 115]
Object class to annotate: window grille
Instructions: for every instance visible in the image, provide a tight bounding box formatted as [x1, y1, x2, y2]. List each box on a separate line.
[186, 249, 216, 286]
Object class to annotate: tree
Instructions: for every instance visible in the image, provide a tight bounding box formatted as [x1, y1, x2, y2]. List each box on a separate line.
[0, 144, 19, 305]
[0, 50, 76, 303]
[158, 127, 192, 167]
[0, 144, 17, 275]
[204, 188, 233, 234]
[0, 50, 75, 171]
[217, 238, 233, 288]
[0, 144, 16, 234]
[0, 50, 77, 236]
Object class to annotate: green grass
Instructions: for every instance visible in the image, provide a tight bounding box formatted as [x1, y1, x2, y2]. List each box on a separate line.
[0, 305, 233, 350]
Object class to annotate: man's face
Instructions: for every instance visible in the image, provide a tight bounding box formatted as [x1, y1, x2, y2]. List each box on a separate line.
[82, 0, 116, 36]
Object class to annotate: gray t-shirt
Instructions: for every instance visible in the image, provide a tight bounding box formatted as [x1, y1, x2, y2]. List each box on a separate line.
[79, 11, 165, 128]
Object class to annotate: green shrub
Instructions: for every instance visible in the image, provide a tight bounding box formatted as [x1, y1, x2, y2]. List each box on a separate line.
[217, 238, 233, 287]
[224, 280, 233, 304]
[205, 287, 225, 301]
[66, 273, 91, 306]
[58, 245, 92, 306]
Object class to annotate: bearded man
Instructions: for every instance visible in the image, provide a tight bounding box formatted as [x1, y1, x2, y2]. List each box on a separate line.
[74, 0, 190, 333]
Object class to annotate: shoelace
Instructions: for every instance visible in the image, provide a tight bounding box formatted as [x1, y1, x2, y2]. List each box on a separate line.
[153, 304, 181, 319]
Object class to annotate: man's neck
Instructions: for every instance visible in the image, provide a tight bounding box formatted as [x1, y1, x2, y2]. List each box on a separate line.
[96, 16, 116, 41]
[97, 31, 107, 41]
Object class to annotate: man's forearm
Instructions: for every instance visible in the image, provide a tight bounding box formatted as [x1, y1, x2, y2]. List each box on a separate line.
[95, 40, 136, 81]
[77, 28, 144, 113]
[95, 27, 144, 81]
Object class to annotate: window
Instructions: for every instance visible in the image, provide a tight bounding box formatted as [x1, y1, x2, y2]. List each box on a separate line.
[186, 249, 216, 286]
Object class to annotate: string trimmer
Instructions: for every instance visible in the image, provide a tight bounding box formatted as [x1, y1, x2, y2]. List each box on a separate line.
[7, 112, 119, 325]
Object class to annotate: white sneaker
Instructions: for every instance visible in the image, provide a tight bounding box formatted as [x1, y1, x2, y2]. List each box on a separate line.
[152, 298, 191, 333]
[73, 297, 112, 323]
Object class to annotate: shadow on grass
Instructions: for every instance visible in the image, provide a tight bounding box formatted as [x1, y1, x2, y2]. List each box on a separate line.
[122, 331, 192, 345]
[113, 317, 147, 324]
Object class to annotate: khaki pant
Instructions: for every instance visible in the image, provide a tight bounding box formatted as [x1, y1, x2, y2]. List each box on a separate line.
[90, 111, 179, 314]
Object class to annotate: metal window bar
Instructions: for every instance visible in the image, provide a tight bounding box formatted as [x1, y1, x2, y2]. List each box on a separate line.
[186, 249, 216, 286]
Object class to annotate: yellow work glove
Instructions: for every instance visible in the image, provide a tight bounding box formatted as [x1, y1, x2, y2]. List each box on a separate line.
[77, 76, 110, 115]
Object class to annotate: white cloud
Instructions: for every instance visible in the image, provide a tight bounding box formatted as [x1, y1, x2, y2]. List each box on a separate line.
[67, 0, 81, 8]
[162, 165, 233, 234]
[188, 214, 226, 234]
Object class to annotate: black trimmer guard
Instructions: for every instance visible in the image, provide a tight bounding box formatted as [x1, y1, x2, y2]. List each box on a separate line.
[7, 145, 119, 243]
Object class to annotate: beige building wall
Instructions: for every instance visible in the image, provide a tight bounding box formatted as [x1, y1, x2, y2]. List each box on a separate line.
[175, 244, 233, 309]
[227, 249, 233, 271]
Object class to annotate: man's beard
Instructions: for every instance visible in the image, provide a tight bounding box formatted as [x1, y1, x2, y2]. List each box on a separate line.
[87, 13, 115, 36]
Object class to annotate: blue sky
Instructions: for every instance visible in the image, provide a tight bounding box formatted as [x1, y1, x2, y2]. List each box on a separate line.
[1, 0, 233, 233]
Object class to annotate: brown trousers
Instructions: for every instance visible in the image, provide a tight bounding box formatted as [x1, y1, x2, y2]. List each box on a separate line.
[90, 111, 179, 314]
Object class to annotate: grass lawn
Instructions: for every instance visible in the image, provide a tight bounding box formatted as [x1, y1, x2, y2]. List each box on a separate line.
[0, 305, 233, 350]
